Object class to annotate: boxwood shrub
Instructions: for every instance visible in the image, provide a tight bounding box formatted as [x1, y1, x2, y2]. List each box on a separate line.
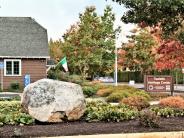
[82, 86, 99, 97]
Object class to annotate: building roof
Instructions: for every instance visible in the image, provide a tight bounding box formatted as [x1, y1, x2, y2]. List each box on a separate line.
[0, 17, 49, 58]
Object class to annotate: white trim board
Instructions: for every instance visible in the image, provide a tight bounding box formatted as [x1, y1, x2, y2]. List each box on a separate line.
[4, 59, 22, 76]
[0, 56, 50, 59]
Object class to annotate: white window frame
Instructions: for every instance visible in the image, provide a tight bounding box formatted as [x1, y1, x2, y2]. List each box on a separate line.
[4, 59, 22, 76]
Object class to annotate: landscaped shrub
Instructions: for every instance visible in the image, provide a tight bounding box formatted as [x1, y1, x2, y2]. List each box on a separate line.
[132, 90, 151, 101]
[81, 82, 104, 97]
[90, 80, 102, 85]
[47, 68, 62, 80]
[48, 68, 85, 85]
[96, 88, 113, 97]
[15, 113, 34, 125]
[159, 96, 184, 109]
[106, 91, 131, 102]
[121, 96, 150, 110]
[105, 85, 138, 94]
[105, 85, 150, 103]
[0, 96, 21, 101]
[150, 92, 170, 100]
[139, 109, 160, 128]
[0, 84, 2, 92]
[116, 85, 138, 92]
[67, 74, 84, 84]
[81, 81, 93, 86]
[82, 86, 98, 97]
[8, 81, 20, 92]
[151, 106, 184, 117]
[59, 73, 84, 84]
[0, 101, 34, 125]
[84, 101, 138, 122]
[0, 101, 21, 112]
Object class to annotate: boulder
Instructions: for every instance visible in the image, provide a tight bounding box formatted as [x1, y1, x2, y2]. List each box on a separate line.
[21, 79, 86, 122]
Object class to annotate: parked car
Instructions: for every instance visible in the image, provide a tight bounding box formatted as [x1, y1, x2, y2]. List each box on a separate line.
[94, 76, 114, 83]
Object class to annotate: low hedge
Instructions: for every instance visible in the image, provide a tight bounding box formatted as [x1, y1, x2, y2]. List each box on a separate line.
[151, 106, 184, 118]
[118, 69, 184, 84]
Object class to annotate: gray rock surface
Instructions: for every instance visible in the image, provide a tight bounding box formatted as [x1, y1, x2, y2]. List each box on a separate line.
[21, 79, 85, 122]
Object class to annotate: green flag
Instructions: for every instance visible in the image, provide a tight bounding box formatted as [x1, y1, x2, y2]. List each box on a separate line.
[59, 57, 68, 72]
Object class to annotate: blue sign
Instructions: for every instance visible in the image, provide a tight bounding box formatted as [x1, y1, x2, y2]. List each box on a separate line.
[24, 74, 30, 87]
[0, 62, 4, 69]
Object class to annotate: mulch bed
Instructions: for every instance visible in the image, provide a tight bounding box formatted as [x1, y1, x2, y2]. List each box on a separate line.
[1, 117, 184, 137]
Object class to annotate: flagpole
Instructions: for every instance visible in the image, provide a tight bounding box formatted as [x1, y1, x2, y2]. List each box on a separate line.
[55, 56, 68, 72]
[54, 61, 60, 69]
[115, 43, 118, 86]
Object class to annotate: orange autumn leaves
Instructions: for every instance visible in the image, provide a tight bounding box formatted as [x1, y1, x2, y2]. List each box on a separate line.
[118, 26, 184, 71]
[155, 39, 184, 70]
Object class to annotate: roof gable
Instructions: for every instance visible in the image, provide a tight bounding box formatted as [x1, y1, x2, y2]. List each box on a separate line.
[0, 17, 49, 58]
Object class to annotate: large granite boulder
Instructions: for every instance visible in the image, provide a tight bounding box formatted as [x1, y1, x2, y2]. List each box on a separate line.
[21, 79, 86, 122]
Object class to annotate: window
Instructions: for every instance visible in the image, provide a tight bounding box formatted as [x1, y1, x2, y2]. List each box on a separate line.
[4, 59, 21, 76]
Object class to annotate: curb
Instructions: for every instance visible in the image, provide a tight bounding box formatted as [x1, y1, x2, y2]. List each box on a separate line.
[46, 131, 184, 138]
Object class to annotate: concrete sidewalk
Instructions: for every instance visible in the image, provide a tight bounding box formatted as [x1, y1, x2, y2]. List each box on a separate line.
[47, 131, 184, 138]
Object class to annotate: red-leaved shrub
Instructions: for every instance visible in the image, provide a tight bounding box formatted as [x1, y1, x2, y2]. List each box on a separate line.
[159, 96, 184, 109]
[121, 96, 150, 110]
[96, 88, 113, 97]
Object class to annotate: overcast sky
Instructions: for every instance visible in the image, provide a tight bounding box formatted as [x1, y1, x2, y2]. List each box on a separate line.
[0, 0, 135, 44]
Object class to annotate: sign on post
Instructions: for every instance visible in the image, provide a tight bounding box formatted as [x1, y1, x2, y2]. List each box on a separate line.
[0, 62, 3, 91]
[24, 74, 30, 87]
[144, 75, 173, 94]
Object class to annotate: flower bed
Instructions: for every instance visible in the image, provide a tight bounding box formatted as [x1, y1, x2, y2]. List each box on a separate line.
[0, 101, 34, 125]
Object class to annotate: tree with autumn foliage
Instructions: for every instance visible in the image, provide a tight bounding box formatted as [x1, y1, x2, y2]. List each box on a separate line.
[49, 39, 64, 62]
[120, 28, 157, 74]
[147, 25, 184, 71]
[110, 0, 184, 72]
[110, 0, 184, 39]
[62, 6, 120, 79]
[155, 39, 184, 71]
